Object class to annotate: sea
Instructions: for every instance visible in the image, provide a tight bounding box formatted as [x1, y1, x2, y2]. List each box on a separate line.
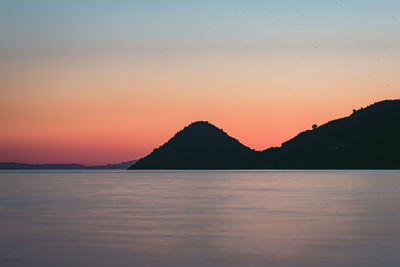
[0, 170, 399, 267]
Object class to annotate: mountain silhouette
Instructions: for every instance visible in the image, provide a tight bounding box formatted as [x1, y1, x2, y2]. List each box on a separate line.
[0, 160, 138, 170]
[129, 121, 255, 169]
[129, 100, 400, 169]
[257, 99, 400, 169]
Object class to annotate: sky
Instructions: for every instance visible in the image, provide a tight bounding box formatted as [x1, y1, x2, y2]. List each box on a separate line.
[1, 0, 399, 165]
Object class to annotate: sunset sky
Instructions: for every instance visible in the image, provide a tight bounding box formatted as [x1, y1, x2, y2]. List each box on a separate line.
[1, 1, 399, 165]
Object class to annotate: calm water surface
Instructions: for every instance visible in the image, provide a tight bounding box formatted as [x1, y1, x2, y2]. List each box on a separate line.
[1, 170, 400, 267]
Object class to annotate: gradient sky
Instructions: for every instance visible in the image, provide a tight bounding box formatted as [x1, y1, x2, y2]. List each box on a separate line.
[1, 1, 399, 165]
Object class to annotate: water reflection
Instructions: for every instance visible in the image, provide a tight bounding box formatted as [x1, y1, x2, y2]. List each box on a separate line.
[0, 170, 400, 266]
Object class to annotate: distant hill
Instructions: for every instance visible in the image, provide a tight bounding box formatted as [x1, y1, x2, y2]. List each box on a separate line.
[129, 100, 400, 169]
[257, 99, 400, 169]
[129, 121, 255, 169]
[0, 163, 88, 170]
[0, 160, 138, 170]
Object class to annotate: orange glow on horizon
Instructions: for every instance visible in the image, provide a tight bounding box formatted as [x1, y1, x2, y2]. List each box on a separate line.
[1, 51, 399, 165]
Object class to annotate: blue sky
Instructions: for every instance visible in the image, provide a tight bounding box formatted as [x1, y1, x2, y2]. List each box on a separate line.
[1, 0, 399, 57]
